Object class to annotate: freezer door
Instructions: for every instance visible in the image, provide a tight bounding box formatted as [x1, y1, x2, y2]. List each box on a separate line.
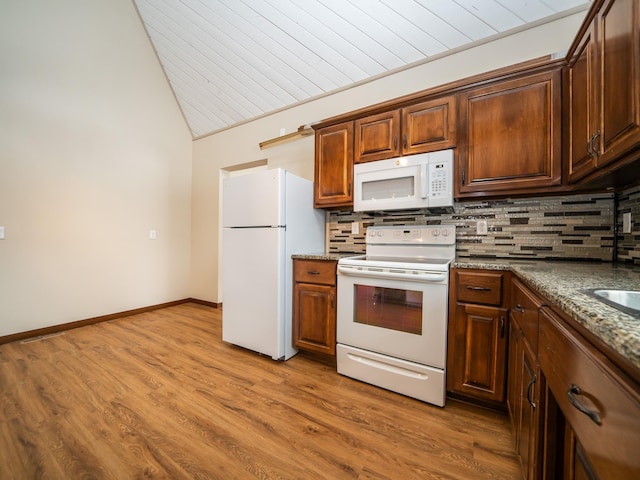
[222, 169, 285, 228]
[222, 226, 287, 360]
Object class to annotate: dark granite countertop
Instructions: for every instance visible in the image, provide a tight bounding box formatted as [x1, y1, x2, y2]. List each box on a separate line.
[453, 258, 640, 374]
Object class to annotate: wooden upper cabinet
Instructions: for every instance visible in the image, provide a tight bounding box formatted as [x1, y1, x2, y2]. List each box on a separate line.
[355, 96, 456, 163]
[566, 22, 597, 182]
[354, 110, 400, 163]
[314, 121, 354, 208]
[402, 96, 456, 155]
[456, 69, 562, 197]
[599, 0, 640, 164]
[567, 0, 640, 183]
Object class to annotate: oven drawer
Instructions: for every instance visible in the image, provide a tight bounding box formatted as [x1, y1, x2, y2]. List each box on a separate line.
[294, 259, 336, 285]
[455, 270, 504, 306]
[337, 344, 446, 406]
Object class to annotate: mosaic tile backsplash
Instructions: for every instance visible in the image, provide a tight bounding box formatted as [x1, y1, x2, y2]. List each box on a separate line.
[617, 185, 640, 264]
[328, 191, 626, 262]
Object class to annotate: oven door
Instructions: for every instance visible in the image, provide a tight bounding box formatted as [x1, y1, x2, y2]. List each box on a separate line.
[336, 264, 448, 368]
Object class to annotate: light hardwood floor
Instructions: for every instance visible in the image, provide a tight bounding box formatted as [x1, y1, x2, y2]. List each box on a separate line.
[0, 303, 522, 479]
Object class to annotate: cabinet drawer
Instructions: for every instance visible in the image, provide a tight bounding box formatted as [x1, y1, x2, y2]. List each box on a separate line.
[294, 259, 336, 285]
[511, 279, 542, 354]
[539, 307, 640, 480]
[456, 271, 503, 306]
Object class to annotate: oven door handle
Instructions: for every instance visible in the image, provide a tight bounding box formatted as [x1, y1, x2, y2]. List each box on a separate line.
[337, 265, 446, 283]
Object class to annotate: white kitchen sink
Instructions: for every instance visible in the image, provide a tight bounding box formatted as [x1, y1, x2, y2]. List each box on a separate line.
[589, 289, 640, 317]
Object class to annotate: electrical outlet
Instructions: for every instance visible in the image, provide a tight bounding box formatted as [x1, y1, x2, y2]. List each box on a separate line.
[622, 212, 632, 234]
[477, 220, 488, 236]
[0, 226, 4, 240]
[351, 221, 360, 235]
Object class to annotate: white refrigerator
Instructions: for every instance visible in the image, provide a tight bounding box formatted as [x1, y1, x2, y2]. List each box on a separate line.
[221, 169, 325, 360]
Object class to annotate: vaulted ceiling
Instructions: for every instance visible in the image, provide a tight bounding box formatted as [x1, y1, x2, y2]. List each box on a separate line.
[133, 0, 590, 138]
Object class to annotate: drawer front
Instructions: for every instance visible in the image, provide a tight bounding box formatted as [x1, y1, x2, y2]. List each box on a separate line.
[294, 259, 336, 285]
[511, 279, 542, 354]
[456, 271, 503, 306]
[539, 308, 640, 480]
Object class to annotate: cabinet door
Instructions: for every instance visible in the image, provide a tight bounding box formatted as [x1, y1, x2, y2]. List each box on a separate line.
[448, 303, 508, 403]
[314, 121, 354, 208]
[457, 70, 562, 196]
[563, 426, 599, 480]
[539, 307, 640, 480]
[507, 317, 522, 428]
[518, 343, 540, 480]
[401, 96, 456, 155]
[354, 110, 400, 163]
[595, 0, 640, 167]
[293, 282, 336, 356]
[566, 21, 599, 183]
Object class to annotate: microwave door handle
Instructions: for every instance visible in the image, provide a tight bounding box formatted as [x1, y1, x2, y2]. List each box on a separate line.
[420, 163, 428, 199]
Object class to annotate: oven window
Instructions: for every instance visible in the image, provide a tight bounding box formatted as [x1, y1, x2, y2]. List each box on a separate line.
[354, 285, 422, 335]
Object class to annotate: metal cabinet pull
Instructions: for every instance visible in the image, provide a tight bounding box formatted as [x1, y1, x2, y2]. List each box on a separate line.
[500, 317, 505, 338]
[393, 136, 398, 149]
[307, 271, 320, 275]
[567, 384, 602, 425]
[526, 374, 537, 409]
[403, 134, 408, 149]
[591, 131, 601, 156]
[514, 304, 525, 314]
[466, 285, 491, 291]
[330, 294, 334, 309]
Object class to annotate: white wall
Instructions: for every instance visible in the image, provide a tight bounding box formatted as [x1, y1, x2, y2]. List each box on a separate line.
[0, 0, 193, 335]
[191, 13, 586, 304]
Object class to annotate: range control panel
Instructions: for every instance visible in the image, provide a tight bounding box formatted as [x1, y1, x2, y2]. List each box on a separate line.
[366, 225, 456, 245]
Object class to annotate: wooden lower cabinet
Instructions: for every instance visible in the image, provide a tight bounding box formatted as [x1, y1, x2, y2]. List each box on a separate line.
[292, 259, 337, 356]
[449, 270, 640, 478]
[508, 313, 543, 480]
[447, 269, 509, 407]
[449, 303, 508, 404]
[538, 307, 640, 480]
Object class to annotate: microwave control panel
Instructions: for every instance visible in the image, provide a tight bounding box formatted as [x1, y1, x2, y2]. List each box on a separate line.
[427, 152, 453, 207]
[430, 163, 448, 196]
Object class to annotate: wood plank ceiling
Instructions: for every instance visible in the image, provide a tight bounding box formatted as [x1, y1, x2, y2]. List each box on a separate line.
[133, 0, 590, 138]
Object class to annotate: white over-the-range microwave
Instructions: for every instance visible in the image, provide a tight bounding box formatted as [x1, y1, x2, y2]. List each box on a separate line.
[353, 149, 454, 212]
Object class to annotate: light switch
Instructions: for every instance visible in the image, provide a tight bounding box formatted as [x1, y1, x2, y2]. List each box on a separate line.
[351, 221, 360, 235]
[0, 226, 4, 240]
[149, 229, 157, 240]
